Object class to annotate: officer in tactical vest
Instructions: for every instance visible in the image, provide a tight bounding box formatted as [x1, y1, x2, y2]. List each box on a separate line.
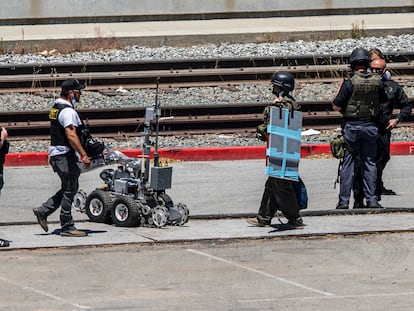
[333, 48, 388, 209]
[353, 56, 412, 207]
[33, 78, 91, 237]
[248, 72, 305, 228]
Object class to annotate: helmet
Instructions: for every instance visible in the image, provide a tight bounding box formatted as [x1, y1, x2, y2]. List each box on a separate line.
[349, 48, 370, 68]
[271, 71, 295, 92]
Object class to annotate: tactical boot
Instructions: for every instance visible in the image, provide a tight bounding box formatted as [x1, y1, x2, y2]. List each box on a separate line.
[247, 218, 270, 227]
[367, 202, 383, 209]
[0, 239, 9, 247]
[287, 217, 305, 228]
[336, 203, 349, 210]
[353, 200, 365, 209]
[33, 208, 48, 232]
[60, 229, 87, 237]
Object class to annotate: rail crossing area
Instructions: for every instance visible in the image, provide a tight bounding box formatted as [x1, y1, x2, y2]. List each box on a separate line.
[0, 1, 413, 250]
[1, 5, 414, 310]
[0, 3, 413, 249]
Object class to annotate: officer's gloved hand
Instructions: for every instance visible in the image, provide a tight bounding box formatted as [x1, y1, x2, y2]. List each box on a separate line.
[256, 124, 267, 142]
[256, 132, 266, 142]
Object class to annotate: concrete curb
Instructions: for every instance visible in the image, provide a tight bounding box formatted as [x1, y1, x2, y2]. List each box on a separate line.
[4, 142, 414, 166]
[1, 207, 414, 228]
[2, 212, 414, 250]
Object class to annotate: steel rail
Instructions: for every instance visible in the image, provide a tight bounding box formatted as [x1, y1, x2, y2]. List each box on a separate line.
[1, 63, 413, 88]
[1, 52, 412, 75]
[0, 53, 412, 88]
[1, 99, 413, 139]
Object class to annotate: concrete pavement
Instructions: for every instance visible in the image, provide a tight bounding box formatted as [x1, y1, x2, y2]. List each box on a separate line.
[2, 213, 414, 250]
[1, 156, 414, 250]
[0, 12, 412, 49]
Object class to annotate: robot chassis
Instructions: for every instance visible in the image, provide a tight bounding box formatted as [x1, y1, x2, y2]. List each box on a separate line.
[73, 83, 189, 228]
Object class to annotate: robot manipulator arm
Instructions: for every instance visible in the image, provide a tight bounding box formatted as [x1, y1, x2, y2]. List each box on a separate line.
[144, 107, 155, 126]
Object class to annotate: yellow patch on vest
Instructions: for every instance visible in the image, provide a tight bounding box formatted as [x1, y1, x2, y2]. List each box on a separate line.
[49, 108, 59, 120]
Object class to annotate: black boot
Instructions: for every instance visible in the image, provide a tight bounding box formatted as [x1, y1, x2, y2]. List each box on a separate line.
[353, 200, 365, 209]
[336, 203, 349, 209]
[287, 217, 305, 228]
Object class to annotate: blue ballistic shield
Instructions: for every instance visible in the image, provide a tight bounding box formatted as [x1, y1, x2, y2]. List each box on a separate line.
[265, 106, 302, 180]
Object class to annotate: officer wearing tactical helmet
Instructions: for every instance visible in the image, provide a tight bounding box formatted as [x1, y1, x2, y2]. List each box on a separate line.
[332, 48, 388, 210]
[248, 71, 306, 228]
[353, 56, 411, 207]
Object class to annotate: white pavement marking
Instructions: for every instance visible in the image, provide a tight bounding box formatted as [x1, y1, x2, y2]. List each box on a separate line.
[187, 249, 333, 296]
[239, 291, 414, 302]
[0, 275, 91, 310]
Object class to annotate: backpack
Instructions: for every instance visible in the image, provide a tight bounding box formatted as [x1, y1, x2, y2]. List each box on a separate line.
[293, 177, 308, 210]
[330, 134, 358, 188]
[329, 134, 347, 159]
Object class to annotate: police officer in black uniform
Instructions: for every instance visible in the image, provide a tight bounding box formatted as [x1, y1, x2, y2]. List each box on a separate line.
[0, 127, 10, 247]
[247, 72, 306, 228]
[0, 127, 9, 195]
[371, 57, 411, 196]
[333, 48, 388, 209]
[33, 79, 91, 237]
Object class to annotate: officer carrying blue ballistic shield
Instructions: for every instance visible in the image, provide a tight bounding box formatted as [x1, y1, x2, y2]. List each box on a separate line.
[248, 72, 307, 228]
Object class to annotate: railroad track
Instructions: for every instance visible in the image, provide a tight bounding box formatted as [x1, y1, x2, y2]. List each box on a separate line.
[2, 100, 413, 140]
[0, 52, 413, 90]
[1, 54, 412, 139]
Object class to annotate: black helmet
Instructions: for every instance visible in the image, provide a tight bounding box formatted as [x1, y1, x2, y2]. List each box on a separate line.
[271, 71, 295, 93]
[349, 48, 370, 68]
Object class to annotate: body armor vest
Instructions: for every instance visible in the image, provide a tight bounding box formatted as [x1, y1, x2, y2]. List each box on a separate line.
[342, 72, 380, 119]
[49, 103, 83, 147]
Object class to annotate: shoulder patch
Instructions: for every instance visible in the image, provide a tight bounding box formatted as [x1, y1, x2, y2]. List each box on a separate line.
[386, 85, 394, 93]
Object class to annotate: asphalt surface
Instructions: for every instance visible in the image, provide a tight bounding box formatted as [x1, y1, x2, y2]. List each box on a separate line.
[1, 233, 414, 311]
[1, 151, 414, 311]
[1, 156, 414, 250]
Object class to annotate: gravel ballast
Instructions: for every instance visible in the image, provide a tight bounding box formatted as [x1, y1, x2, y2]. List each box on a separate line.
[1, 34, 413, 152]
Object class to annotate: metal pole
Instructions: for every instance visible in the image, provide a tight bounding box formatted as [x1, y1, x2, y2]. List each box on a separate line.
[154, 78, 160, 167]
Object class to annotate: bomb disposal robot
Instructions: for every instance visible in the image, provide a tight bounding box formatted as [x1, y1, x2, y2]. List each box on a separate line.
[73, 82, 189, 228]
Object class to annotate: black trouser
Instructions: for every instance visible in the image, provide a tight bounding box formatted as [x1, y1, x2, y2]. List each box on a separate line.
[39, 151, 81, 231]
[0, 172, 3, 192]
[354, 128, 390, 202]
[375, 129, 391, 195]
[257, 177, 301, 224]
[340, 122, 378, 206]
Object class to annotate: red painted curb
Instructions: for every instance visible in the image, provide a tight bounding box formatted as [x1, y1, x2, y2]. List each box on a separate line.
[6, 152, 50, 166]
[4, 142, 414, 166]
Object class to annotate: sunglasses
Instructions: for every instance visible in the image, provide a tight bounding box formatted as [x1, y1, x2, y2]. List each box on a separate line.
[371, 67, 385, 74]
